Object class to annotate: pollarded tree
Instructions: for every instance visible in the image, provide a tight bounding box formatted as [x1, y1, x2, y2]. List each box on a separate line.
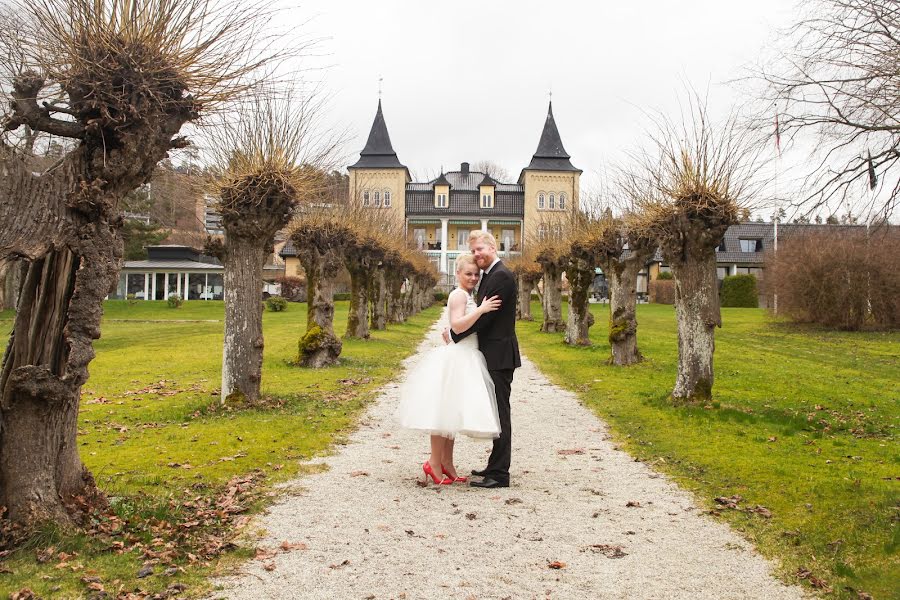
[564, 213, 601, 346]
[207, 93, 341, 403]
[384, 253, 412, 324]
[591, 208, 655, 365]
[629, 100, 764, 402]
[291, 209, 354, 367]
[534, 219, 569, 333]
[0, 0, 273, 528]
[344, 208, 402, 339]
[504, 251, 542, 321]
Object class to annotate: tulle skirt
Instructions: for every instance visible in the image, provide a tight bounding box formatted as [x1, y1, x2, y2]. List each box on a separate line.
[396, 339, 500, 439]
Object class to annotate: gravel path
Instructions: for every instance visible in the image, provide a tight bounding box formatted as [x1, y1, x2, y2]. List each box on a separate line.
[214, 312, 806, 600]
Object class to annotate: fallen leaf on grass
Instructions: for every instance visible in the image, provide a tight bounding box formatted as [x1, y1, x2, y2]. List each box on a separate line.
[748, 505, 772, 519]
[547, 560, 566, 569]
[714, 495, 743, 509]
[10, 589, 36, 600]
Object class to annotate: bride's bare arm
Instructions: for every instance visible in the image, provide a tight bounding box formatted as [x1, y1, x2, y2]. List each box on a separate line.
[449, 291, 501, 335]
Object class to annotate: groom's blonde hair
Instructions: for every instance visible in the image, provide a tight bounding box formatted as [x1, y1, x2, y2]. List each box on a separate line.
[455, 253, 478, 272]
[467, 230, 497, 248]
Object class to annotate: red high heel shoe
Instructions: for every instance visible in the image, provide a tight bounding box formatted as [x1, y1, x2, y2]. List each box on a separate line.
[423, 462, 452, 485]
[441, 465, 468, 484]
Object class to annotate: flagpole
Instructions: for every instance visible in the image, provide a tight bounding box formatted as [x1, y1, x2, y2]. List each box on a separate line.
[772, 105, 782, 316]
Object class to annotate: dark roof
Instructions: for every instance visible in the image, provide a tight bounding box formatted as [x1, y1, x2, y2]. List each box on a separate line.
[479, 173, 497, 187]
[433, 172, 451, 187]
[279, 239, 297, 257]
[348, 100, 408, 172]
[406, 189, 524, 218]
[521, 102, 581, 178]
[423, 170, 520, 191]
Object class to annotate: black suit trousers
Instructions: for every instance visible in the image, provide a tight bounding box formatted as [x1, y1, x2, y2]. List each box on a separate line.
[485, 368, 514, 483]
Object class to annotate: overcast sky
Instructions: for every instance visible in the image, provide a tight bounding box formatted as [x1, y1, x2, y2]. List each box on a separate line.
[273, 1, 809, 214]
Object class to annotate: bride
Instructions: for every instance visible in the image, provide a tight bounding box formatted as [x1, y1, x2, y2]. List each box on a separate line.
[396, 254, 502, 486]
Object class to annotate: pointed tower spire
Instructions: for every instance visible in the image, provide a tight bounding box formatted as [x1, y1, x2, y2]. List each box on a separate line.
[522, 101, 580, 174]
[349, 99, 407, 170]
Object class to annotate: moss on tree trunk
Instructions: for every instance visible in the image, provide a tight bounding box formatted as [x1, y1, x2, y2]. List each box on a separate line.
[297, 249, 342, 367]
[540, 264, 564, 333]
[605, 258, 645, 366]
[369, 267, 387, 331]
[564, 255, 595, 345]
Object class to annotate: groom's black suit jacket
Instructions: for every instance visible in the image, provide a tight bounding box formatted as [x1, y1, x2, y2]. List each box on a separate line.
[451, 260, 521, 371]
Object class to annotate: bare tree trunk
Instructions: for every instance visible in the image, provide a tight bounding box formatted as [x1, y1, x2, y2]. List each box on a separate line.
[404, 278, 417, 317]
[386, 273, 406, 323]
[670, 252, 721, 402]
[1, 226, 119, 526]
[369, 267, 387, 330]
[516, 276, 535, 321]
[540, 264, 564, 333]
[606, 259, 644, 366]
[297, 249, 343, 367]
[344, 259, 371, 339]
[564, 256, 595, 346]
[221, 235, 267, 404]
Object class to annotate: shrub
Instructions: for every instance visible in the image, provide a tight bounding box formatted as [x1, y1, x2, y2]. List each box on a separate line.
[649, 280, 675, 304]
[433, 291, 448, 302]
[333, 292, 351, 301]
[166, 294, 183, 309]
[275, 275, 305, 301]
[720, 274, 758, 308]
[656, 271, 674, 280]
[265, 296, 288, 312]
[764, 226, 900, 330]
[126, 293, 138, 306]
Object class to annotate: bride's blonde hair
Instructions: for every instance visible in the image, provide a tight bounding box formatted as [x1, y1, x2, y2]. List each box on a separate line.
[455, 254, 477, 272]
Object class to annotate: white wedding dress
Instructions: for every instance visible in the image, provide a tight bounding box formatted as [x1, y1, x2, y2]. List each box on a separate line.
[396, 288, 500, 439]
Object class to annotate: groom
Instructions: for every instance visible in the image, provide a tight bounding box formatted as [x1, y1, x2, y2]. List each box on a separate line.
[444, 231, 521, 488]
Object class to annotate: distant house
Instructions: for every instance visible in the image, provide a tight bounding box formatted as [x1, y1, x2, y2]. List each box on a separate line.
[645, 222, 877, 307]
[113, 245, 224, 300]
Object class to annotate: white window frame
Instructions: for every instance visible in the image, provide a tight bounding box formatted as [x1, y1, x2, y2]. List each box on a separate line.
[373, 191, 381, 207]
[481, 193, 493, 208]
[538, 193, 545, 209]
[559, 193, 566, 210]
[363, 190, 370, 207]
[549, 193, 556, 209]
[457, 229, 470, 250]
[435, 193, 448, 208]
[383, 189, 391, 207]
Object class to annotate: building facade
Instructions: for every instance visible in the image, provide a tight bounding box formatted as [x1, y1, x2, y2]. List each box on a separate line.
[347, 100, 581, 285]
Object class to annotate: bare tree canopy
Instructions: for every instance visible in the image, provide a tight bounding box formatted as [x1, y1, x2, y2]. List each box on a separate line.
[760, 0, 900, 220]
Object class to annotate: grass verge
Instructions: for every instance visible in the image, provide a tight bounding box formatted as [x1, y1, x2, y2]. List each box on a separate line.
[518, 302, 898, 600]
[0, 300, 441, 598]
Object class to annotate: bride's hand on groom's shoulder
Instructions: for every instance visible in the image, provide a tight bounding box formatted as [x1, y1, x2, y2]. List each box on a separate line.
[478, 295, 502, 314]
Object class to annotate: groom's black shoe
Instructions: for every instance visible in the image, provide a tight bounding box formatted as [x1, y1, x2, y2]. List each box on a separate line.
[469, 477, 509, 489]
[470, 468, 489, 477]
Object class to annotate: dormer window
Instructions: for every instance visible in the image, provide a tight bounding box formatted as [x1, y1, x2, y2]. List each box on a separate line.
[549, 193, 556, 209]
[435, 193, 448, 208]
[363, 191, 370, 207]
[373, 191, 381, 207]
[481, 193, 493, 208]
[739, 238, 763, 252]
[538, 193, 545, 209]
[559, 193, 566, 210]
[383, 190, 391, 207]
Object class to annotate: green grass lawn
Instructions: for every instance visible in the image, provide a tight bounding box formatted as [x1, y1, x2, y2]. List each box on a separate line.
[518, 302, 898, 600]
[0, 300, 441, 598]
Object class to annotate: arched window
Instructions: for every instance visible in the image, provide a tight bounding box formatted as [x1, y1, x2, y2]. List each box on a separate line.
[374, 191, 381, 207]
[559, 193, 566, 210]
[363, 191, 370, 207]
[538, 193, 545, 209]
[383, 190, 392, 207]
[549, 193, 555, 209]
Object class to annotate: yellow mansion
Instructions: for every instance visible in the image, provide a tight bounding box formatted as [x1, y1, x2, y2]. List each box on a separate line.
[348, 100, 580, 284]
